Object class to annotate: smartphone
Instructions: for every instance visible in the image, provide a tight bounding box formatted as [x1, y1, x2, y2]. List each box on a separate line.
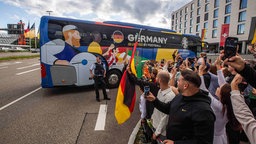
[224, 37, 238, 59]
[144, 86, 150, 96]
[204, 56, 207, 64]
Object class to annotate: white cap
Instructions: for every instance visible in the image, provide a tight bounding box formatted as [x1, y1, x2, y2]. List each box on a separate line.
[62, 25, 78, 32]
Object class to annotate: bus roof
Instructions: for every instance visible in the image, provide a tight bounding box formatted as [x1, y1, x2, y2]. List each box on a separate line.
[41, 16, 176, 33]
[103, 21, 176, 33]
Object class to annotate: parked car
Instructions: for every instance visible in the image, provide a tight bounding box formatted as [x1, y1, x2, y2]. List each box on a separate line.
[0, 47, 10, 51]
[31, 48, 40, 53]
[10, 47, 27, 51]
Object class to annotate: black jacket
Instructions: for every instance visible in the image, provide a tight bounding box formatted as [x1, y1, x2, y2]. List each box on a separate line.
[154, 90, 215, 144]
[238, 64, 256, 88]
[127, 72, 160, 119]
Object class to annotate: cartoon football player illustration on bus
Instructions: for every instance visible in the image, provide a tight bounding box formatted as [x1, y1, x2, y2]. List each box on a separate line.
[41, 25, 97, 86]
[88, 31, 115, 58]
[53, 25, 81, 65]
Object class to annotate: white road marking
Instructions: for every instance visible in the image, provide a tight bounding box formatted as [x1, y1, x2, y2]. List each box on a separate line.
[16, 68, 40, 75]
[0, 66, 8, 70]
[94, 104, 107, 131]
[0, 62, 11, 67]
[17, 63, 40, 70]
[0, 87, 42, 111]
[0, 61, 22, 67]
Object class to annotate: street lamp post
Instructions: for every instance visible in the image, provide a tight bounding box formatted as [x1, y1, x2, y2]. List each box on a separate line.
[46, 11, 53, 16]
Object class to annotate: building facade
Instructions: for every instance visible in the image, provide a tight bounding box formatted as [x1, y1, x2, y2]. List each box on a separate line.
[171, 0, 256, 54]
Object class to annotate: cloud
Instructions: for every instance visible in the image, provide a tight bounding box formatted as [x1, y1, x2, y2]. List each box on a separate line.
[2, 0, 192, 28]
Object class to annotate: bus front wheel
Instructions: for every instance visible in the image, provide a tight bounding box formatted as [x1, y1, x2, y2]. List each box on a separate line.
[106, 70, 122, 88]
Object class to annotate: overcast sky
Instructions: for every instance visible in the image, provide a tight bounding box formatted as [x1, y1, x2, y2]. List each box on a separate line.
[0, 0, 192, 32]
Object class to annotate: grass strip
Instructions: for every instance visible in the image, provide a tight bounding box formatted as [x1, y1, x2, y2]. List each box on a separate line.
[0, 55, 40, 61]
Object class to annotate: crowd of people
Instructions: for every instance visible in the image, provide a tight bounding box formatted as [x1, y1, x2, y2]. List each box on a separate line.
[127, 45, 256, 144]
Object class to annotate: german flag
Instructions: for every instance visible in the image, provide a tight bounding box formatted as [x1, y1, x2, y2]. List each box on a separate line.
[24, 22, 30, 38]
[201, 29, 206, 47]
[248, 17, 256, 44]
[115, 42, 137, 124]
[251, 28, 256, 44]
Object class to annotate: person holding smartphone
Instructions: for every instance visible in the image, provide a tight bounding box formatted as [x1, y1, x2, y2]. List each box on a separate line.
[145, 70, 215, 144]
[150, 71, 176, 143]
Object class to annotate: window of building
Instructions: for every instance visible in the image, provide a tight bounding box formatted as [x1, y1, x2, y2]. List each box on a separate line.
[172, 15, 175, 20]
[184, 21, 187, 28]
[190, 27, 193, 33]
[180, 23, 183, 29]
[191, 3, 194, 10]
[180, 17, 182, 22]
[204, 13, 208, 21]
[198, 0, 201, 7]
[237, 23, 245, 34]
[175, 25, 178, 30]
[239, 11, 246, 22]
[214, 0, 219, 8]
[196, 24, 200, 32]
[176, 19, 178, 24]
[172, 26, 174, 30]
[190, 19, 193, 26]
[205, 4, 209, 12]
[185, 7, 188, 13]
[197, 8, 201, 15]
[226, 0, 231, 3]
[184, 29, 187, 34]
[224, 15, 230, 24]
[190, 11, 194, 18]
[212, 29, 218, 38]
[204, 22, 208, 29]
[213, 19, 218, 28]
[205, 0, 209, 3]
[225, 4, 231, 14]
[176, 12, 178, 18]
[196, 33, 200, 36]
[185, 14, 188, 20]
[240, 0, 247, 9]
[197, 16, 200, 23]
[213, 9, 218, 18]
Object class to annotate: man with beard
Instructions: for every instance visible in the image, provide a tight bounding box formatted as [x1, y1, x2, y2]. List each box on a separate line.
[54, 25, 81, 65]
[146, 69, 215, 144]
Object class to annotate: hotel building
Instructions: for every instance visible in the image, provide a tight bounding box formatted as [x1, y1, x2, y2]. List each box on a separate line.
[171, 0, 256, 54]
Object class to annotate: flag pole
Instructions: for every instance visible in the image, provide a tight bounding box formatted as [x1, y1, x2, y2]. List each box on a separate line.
[130, 29, 142, 76]
[29, 36, 31, 51]
[34, 23, 37, 49]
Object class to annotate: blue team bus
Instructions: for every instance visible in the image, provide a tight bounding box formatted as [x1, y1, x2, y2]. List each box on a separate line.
[39, 16, 204, 88]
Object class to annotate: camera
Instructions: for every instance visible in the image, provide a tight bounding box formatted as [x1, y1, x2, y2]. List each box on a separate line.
[224, 37, 238, 59]
[144, 86, 150, 96]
